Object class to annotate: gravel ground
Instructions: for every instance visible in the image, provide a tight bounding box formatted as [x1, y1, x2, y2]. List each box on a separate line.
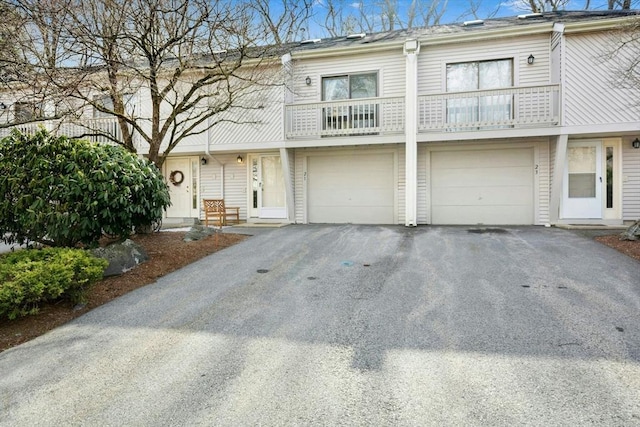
[0, 225, 639, 426]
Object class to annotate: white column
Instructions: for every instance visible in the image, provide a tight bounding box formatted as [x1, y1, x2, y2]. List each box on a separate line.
[404, 39, 420, 227]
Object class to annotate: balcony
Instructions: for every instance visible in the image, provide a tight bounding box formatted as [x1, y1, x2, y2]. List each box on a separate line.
[418, 84, 560, 132]
[0, 117, 139, 148]
[285, 96, 405, 139]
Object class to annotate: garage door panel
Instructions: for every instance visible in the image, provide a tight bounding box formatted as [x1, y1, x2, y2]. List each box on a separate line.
[431, 148, 534, 225]
[310, 189, 394, 207]
[432, 186, 533, 206]
[308, 152, 395, 224]
[433, 166, 533, 187]
[310, 207, 394, 224]
[432, 205, 533, 225]
[433, 149, 533, 169]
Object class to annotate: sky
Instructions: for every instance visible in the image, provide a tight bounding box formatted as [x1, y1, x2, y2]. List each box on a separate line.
[305, 0, 632, 36]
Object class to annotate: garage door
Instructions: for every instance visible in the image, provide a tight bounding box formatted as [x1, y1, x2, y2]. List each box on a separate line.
[307, 152, 395, 224]
[431, 148, 534, 225]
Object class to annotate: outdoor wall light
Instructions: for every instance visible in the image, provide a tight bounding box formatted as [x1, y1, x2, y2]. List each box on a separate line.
[0, 102, 6, 109]
[237, 155, 244, 164]
[632, 138, 640, 149]
[527, 54, 535, 65]
[305, 76, 312, 86]
[200, 157, 207, 165]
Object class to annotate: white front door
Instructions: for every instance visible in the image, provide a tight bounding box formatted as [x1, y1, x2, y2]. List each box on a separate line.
[165, 157, 195, 218]
[250, 155, 286, 219]
[562, 141, 602, 219]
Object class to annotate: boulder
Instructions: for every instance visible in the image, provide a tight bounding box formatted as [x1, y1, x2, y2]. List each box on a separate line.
[183, 225, 218, 242]
[91, 239, 149, 277]
[620, 219, 640, 241]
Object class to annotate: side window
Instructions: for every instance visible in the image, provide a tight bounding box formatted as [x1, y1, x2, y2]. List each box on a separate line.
[446, 59, 512, 128]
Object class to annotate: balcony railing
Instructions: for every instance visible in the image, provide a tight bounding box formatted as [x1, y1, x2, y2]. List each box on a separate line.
[285, 96, 405, 139]
[418, 84, 560, 132]
[0, 117, 137, 148]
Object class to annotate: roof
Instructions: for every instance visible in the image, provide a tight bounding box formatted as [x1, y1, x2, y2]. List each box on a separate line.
[288, 10, 640, 56]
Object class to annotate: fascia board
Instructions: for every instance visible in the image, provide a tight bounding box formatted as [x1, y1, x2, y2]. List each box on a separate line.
[417, 23, 554, 46]
[562, 16, 638, 34]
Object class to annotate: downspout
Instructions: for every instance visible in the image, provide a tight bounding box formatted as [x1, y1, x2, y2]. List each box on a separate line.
[205, 115, 225, 199]
[404, 39, 420, 227]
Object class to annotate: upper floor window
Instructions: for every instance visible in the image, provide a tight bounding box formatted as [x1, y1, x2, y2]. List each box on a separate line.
[13, 102, 42, 123]
[446, 59, 513, 127]
[93, 93, 135, 118]
[322, 73, 377, 101]
[321, 73, 378, 134]
[93, 94, 114, 118]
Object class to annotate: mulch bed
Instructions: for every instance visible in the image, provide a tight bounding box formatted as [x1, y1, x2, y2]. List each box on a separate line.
[0, 231, 247, 352]
[595, 234, 640, 263]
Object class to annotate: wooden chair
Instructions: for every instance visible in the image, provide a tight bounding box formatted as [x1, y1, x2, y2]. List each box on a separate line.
[202, 199, 240, 227]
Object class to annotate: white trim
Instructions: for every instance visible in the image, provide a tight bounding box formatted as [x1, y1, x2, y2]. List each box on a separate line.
[602, 138, 622, 221]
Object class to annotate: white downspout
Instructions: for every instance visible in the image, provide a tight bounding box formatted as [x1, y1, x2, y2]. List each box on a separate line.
[205, 115, 225, 199]
[404, 39, 420, 227]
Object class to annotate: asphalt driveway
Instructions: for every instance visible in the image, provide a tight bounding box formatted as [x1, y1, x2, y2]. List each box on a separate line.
[1, 225, 639, 426]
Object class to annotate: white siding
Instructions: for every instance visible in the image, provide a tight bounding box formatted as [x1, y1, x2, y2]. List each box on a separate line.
[294, 149, 305, 224]
[206, 84, 285, 146]
[290, 49, 405, 103]
[622, 141, 640, 220]
[537, 138, 550, 224]
[418, 34, 551, 94]
[564, 32, 640, 126]
[199, 154, 248, 220]
[417, 144, 428, 224]
[398, 145, 406, 225]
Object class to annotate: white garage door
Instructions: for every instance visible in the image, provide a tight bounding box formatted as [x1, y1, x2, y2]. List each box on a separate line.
[431, 148, 534, 225]
[307, 152, 395, 224]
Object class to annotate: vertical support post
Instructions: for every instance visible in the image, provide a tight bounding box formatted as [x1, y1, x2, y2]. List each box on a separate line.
[280, 147, 295, 223]
[404, 39, 420, 227]
[549, 134, 568, 224]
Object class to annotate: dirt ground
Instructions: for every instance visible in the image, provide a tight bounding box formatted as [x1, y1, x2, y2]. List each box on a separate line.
[0, 230, 637, 353]
[595, 234, 640, 263]
[0, 231, 247, 352]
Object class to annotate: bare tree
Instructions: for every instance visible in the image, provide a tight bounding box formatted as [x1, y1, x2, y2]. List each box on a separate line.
[511, 0, 636, 13]
[248, 0, 314, 44]
[316, 0, 450, 36]
[1, 0, 304, 167]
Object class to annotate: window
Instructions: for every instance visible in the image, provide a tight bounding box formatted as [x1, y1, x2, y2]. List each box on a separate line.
[93, 93, 135, 118]
[13, 102, 42, 123]
[321, 73, 378, 133]
[93, 94, 114, 118]
[446, 59, 512, 127]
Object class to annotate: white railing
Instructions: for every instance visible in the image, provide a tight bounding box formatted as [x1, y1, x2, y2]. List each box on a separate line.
[0, 117, 139, 148]
[418, 84, 560, 132]
[285, 96, 405, 138]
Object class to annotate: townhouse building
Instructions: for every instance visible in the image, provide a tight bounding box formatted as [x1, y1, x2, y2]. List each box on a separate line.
[2, 11, 639, 227]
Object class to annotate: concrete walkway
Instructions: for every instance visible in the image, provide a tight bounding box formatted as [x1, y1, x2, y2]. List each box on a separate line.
[0, 225, 639, 425]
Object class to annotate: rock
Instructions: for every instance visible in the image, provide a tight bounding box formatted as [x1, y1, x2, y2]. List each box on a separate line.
[91, 239, 149, 277]
[620, 219, 640, 241]
[183, 225, 218, 242]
